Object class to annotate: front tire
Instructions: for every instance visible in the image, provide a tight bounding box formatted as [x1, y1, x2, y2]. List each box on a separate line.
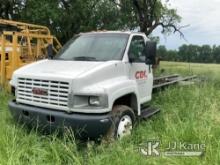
[105, 105, 135, 140]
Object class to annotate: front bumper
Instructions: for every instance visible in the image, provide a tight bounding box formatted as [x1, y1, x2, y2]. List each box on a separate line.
[8, 100, 112, 139]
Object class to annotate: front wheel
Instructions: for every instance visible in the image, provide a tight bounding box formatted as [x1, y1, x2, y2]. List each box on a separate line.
[105, 105, 135, 140]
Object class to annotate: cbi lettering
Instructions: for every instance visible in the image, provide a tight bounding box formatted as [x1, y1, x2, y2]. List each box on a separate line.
[135, 71, 147, 79]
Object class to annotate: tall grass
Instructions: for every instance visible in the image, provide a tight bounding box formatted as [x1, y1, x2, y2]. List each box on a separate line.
[0, 61, 220, 164]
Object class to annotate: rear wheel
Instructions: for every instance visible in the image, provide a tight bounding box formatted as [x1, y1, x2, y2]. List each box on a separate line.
[105, 105, 135, 140]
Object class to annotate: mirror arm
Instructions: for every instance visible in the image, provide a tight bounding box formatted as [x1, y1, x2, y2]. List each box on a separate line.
[47, 44, 53, 59]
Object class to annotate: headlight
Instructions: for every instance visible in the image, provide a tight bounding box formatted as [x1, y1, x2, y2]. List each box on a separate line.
[89, 96, 100, 106]
[70, 94, 108, 108]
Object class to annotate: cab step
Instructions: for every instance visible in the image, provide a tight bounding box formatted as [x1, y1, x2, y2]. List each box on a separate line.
[140, 106, 160, 120]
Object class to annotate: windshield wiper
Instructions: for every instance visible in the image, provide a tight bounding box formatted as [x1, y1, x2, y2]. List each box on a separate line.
[73, 56, 98, 61]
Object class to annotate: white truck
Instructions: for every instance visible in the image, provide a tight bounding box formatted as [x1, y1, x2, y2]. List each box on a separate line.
[9, 31, 159, 139]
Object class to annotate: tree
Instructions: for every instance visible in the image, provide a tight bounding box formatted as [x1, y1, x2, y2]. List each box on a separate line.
[157, 45, 167, 59]
[0, 0, 24, 19]
[178, 44, 199, 62]
[166, 50, 178, 61]
[18, 0, 127, 43]
[198, 45, 212, 63]
[213, 45, 220, 63]
[112, 0, 183, 36]
[0, 0, 183, 44]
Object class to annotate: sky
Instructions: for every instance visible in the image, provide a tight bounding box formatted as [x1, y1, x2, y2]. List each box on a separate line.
[153, 0, 220, 50]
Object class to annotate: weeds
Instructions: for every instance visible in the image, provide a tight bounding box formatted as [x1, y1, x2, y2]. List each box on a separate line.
[0, 62, 220, 164]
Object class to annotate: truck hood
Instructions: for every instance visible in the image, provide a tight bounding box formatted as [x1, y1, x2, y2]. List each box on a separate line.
[14, 59, 104, 79]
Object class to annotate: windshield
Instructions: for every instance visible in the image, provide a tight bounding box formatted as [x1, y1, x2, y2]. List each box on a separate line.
[54, 33, 129, 61]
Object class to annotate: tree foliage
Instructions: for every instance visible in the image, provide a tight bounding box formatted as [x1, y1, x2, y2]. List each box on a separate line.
[0, 0, 182, 43]
[125, 0, 182, 36]
[1, 1, 218, 64]
[158, 44, 220, 64]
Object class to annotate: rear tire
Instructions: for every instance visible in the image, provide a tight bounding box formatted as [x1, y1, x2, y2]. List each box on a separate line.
[105, 105, 135, 141]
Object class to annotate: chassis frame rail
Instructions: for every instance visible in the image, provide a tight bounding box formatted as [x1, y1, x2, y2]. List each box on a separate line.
[153, 74, 197, 89]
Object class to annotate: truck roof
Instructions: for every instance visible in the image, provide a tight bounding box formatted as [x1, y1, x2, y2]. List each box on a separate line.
[80, 31, 145, 35]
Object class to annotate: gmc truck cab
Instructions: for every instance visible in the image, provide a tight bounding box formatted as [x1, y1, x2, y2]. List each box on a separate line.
[9, 31, 157, 139]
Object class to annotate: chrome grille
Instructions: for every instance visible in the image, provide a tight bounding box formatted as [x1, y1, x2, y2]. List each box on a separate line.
[17, 78, 69, 108]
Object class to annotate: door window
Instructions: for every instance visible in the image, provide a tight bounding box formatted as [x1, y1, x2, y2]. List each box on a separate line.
[128, 36, 145, 62]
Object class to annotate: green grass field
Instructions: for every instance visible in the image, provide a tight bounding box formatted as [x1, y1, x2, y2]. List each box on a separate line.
[1, 61, 220, 165]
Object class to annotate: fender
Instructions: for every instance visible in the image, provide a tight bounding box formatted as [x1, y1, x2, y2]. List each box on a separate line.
[106, 79, 141, 115]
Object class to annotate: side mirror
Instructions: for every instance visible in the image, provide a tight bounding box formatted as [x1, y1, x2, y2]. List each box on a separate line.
[47, 44, 53, 59]
[144, 41, 157, 65]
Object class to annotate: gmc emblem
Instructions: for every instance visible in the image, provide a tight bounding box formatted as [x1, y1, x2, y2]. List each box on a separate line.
[32, 88, 48, 96]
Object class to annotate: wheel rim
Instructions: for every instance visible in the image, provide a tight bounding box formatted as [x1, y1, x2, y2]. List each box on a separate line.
[117, 115, 133, 139]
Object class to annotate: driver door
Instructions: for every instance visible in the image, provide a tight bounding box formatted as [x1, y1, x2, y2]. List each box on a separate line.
[128, 35, 153, 103]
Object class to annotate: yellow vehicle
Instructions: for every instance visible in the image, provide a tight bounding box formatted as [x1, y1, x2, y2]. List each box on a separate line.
[0, 19, 62, 88]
